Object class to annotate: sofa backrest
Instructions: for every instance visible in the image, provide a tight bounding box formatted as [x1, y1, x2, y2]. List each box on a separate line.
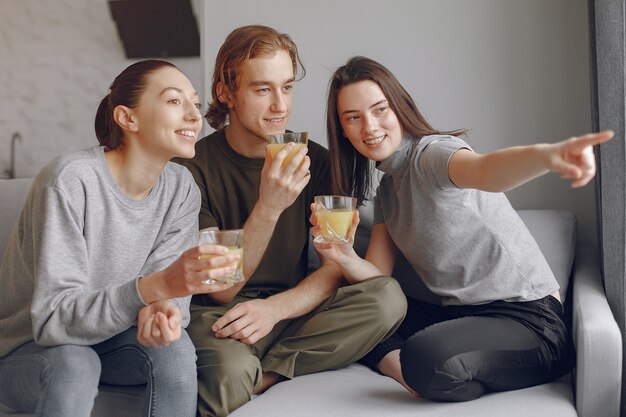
[3, 178, 577, 304]
[352, 203, 577, 304]
[0, 178, 34, 259]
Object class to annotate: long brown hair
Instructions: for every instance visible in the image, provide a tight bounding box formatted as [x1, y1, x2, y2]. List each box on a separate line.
[205, 25, 305, 129]
[326, 56, 466, 205]
[94, 59, 177, 150]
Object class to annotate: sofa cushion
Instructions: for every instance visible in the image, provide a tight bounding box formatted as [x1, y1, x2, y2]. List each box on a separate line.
[388, 209, 577, 304]
[229, 363, 577, 417]
[516, 210, 576, 301]
[0, 385, 144, 417]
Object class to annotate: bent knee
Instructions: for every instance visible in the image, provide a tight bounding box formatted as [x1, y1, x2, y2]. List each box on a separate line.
[196, 347, 261, 415]
[196, 344, 261, 389]
[153, 332, 196, 367]
[400, 338, 485, 402]
[151, 333, 197, 386]
[365, 277, 407, 327]
[44, 345, 101, 386]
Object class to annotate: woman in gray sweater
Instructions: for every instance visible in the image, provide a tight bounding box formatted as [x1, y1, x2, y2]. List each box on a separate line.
[0, 60, 239, 417]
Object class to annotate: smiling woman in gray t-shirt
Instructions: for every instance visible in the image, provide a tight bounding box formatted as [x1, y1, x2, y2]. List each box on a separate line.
[317, 56, 613, 402]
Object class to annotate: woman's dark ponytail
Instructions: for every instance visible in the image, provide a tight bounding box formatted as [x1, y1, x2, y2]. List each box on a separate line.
[94, 94, 119, 149]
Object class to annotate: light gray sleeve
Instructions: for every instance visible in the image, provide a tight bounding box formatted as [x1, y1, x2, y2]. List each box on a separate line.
[416, 136, 472, 190]
[141, 182, 200, 328]
[30, 186, 146, 346]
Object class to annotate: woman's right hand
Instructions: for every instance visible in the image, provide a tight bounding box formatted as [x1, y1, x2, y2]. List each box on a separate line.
[139, 244, 241, 302]
[309, 205, 384, 283]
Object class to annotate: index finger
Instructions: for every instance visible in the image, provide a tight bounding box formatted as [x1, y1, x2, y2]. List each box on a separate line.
[185, 244, 229, 261]
[573, 130, 614, 148]
[139, 315, 156, 347]
[310, 203, 318, 225]
[156, 312, 177, 343]
[266, 142, 295, 169]
[212, 304, 244, 332]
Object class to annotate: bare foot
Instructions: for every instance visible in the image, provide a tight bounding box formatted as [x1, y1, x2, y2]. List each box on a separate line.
[253, 371, 284, 394]
[378, 350, 420, 398]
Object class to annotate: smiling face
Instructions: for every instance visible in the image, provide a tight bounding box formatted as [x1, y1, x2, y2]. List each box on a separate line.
[220, 49, 295, 147]
[337, 80, 404, 162]
[130, 66, 202, 160]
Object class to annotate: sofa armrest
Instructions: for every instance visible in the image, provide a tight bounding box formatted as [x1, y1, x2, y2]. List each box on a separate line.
[572, 246, 622, 417]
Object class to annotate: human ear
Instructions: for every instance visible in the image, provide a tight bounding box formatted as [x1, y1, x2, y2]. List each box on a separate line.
[113, 105, 139, 133]
[216, 82, 234, 109]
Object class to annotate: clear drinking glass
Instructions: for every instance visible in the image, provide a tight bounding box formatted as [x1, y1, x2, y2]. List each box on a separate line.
[197, 228, 244, 284]
[313, 195, 357, 244]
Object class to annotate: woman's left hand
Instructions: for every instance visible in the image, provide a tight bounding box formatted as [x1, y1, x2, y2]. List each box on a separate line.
[546, 130, 614, 187]
[137, 300, 182, 347]
[310, 204, 360, 266]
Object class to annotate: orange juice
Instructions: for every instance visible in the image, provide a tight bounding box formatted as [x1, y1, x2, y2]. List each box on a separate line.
[199, 247, 243, 282]
[267, 143, 306, 168]
[317, 210, 354, 242]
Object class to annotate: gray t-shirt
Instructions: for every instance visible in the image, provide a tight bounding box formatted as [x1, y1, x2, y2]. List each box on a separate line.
[374, 135, 559, 305]
[0, 146, 199, 357]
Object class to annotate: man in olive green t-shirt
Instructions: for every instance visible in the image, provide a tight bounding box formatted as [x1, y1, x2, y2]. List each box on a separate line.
[176, 25, 406, 417]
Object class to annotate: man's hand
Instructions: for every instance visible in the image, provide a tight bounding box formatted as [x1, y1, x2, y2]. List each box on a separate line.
[212, 298, 282, 345]
[257, 142, 311, 216]
[137, 300, 182, 347]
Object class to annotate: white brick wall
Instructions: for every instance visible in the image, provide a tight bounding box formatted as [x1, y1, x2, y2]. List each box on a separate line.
[0, 0, 202, 178]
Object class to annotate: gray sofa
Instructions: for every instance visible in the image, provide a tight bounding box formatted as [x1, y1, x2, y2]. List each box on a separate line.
[0, 177, 622, 417]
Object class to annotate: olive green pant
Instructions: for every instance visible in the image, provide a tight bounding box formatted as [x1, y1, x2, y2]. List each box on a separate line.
[188, 276, 406, 417]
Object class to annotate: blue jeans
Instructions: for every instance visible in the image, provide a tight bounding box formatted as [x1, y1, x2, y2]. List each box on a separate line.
[0, 327, 197, 417]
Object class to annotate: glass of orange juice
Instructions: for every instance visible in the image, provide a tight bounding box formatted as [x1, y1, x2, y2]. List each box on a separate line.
[313, 195, 357, 244]
[197, 228, 244, 284]
[266, 132, 308, 168]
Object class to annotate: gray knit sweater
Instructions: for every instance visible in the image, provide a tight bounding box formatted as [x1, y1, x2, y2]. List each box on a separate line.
[0, 146, 199, 357]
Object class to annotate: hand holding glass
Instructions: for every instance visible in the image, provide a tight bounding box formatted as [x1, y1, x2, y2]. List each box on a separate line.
[266, 132, 308, 168]
[313, 195, 357, 244]
[197, 228, 244, 285]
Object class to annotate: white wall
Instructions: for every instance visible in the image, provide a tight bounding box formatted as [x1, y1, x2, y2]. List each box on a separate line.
[0, 0, 202, 178]
[0, 0, 596, 246]
[202, 0, 596, 245]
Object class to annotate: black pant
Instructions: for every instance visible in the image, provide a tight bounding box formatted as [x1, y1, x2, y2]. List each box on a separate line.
[361, 295, 575, 401]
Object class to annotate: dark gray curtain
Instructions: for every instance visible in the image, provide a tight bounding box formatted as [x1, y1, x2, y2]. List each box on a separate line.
[588, 0, 626, 414]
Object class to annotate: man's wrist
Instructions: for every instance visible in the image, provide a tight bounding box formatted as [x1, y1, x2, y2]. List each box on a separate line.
[264, 294, 290, 322]
[252, 200, 282, 224]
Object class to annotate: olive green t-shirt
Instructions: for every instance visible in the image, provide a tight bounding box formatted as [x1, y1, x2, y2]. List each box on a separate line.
[176, 130, 331, 295]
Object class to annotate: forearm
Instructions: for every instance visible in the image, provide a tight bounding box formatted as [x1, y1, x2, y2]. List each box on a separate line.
[335, 249, 386, 284]
[241, 201, 281, 278]
[32, 279, 145, 346]
[265, 261, 344, 321]
[451, 144, 551, 192]
[480, 144, 551, 191]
